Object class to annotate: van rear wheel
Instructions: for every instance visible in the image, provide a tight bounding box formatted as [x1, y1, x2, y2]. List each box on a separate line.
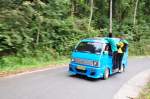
[103, 68, 109, 80]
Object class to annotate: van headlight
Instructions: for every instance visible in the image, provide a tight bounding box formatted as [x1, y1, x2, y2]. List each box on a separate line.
[93, 61, 99, 67]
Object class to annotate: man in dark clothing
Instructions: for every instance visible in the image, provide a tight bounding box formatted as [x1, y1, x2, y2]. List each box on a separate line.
[117, 40, 124, 72]
[117, 35, 128, 72]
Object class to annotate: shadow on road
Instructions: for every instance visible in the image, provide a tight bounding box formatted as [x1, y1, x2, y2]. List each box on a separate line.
[67, 72, 120, 82]
[68, 74, 103, 82]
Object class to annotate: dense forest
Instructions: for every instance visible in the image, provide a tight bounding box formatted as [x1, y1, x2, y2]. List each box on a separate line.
[0, 0, 150, 69]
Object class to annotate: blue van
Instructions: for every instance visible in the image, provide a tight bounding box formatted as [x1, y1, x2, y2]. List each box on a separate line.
[69, 37, 128, 79]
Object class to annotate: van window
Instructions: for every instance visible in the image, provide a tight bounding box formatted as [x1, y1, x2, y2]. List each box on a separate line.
[105, 43, 112, 56]
[75, 42, 103, 54]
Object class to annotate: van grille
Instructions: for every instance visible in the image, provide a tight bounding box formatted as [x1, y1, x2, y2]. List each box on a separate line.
[74, 58, 93, 66]
[76, 68, 87, 73]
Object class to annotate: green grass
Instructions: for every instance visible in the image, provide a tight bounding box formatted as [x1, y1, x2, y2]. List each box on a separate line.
[138, 82, 150, 99]
[129, 42, 150, 56]
[0, 47, 150, 76]
[0, 54, 70, 73]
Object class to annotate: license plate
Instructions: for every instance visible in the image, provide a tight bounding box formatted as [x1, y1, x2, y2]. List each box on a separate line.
[77, 66, 86, 70]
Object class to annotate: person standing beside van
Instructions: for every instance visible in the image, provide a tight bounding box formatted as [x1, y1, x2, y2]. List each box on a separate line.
[117, 36, 128, 72]
[106, 33, 118, 71]
[117, 41, 124, 72]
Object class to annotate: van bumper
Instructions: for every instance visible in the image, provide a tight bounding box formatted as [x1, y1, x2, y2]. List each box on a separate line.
[69, 63, 105, 79]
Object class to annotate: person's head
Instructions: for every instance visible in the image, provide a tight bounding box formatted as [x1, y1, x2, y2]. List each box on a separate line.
[118, 32, 126, 39]
[108, 33, 113, 38]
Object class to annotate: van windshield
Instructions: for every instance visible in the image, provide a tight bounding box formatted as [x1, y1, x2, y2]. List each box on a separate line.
[75, 42, 103, 54]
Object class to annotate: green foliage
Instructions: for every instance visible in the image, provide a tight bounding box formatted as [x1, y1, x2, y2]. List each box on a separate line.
[0, 0, 150, 63]
[0, 52, 69, 72]
[138, 82, 150, 99]
[0, 0, 99, 55]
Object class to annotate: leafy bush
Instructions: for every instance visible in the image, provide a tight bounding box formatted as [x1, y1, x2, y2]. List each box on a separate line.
[0, 0, 150, 71]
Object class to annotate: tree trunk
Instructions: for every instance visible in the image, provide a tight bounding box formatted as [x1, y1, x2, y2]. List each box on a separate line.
[109, 0, 113, 34]
[112, 0, 116, 18]
[36, 28, 40, 45]
[133, 0, 139, 25]
[36, 24, 40, 45]
[88, 0, 94, 32]
[71, 0, 75, 17]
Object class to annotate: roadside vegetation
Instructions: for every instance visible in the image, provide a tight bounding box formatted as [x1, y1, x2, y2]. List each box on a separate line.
[138, 81, 150, 99]
[0, 0, 150, 74]
[0, 53, 70, 76]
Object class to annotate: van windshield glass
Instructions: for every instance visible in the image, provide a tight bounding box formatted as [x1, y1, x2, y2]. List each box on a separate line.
[75, 42, 103, 54]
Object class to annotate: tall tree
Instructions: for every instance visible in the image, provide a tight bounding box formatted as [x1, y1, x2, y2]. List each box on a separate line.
[88, 0, 94, 32]
[109, 0, 113, 34]
[133, 0, 139, 25]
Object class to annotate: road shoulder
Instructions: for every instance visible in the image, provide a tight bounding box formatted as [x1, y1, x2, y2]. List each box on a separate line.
[0, 64, 67, 78]
[114, 69, 150, 99]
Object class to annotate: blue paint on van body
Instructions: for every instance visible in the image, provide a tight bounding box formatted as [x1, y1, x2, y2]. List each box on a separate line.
[69, 37, 128, 79]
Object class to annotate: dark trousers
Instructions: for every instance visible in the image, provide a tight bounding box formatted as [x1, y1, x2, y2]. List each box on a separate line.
[117, 53, 124, 70]
[112, 51, 118, 69]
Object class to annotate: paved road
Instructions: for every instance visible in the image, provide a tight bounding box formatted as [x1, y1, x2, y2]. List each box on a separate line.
[0, 58, 150, 99]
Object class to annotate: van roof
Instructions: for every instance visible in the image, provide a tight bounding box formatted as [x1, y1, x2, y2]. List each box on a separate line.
[81, 37, 120, 43]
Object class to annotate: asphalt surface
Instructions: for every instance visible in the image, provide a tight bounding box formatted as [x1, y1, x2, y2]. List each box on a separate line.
[0, 57, 150, 99]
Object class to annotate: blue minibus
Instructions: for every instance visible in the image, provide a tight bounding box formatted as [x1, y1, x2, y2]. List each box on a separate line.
[69, 37, 128, 79]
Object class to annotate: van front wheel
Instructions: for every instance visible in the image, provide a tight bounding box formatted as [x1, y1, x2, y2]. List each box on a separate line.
[103, 68, 109, 80]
